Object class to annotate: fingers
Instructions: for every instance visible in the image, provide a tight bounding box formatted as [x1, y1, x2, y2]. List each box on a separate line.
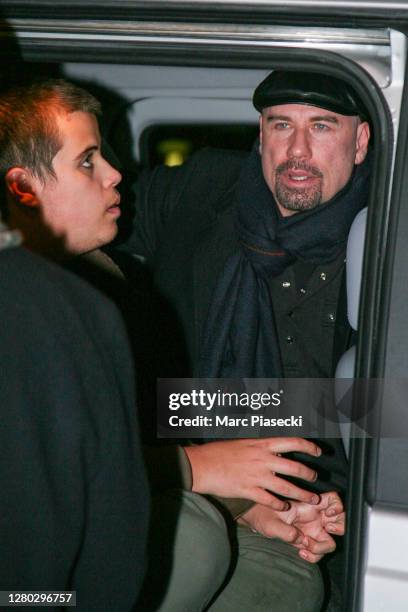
[325, 501, 343, 517]
[249, 487, 291, 511]
[325, 513, 346, 536]
[240, 506, 306, 545]
[267, 455, 318, 483]
[321, 493, 345, 534]
[265, 438, 322, 458]
[298, 549, 323, 564]
[263, 521, 304, 545]
[264, 475, 321, 505]
[184, 438, 323, 502]
[305, 535, 336, 556]
[325, 491, 342, 505]
[299, 534, 336, 563]
[319, 492, 345, 535]
[322, 491, 343, 513]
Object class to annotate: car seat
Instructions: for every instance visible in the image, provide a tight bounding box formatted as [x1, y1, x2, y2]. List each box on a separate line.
[335, 207, 367, 456]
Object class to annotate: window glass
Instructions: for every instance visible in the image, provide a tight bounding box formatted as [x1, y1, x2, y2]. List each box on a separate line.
[140, 124, 258, 167]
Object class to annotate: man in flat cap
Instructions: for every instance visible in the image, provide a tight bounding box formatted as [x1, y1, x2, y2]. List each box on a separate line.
[120, 70, 370, 610]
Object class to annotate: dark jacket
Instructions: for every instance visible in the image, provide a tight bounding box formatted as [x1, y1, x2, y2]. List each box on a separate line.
[123, 148, 351, 378]
[0, 247, 149, 611]
[120, 148, 353, 504]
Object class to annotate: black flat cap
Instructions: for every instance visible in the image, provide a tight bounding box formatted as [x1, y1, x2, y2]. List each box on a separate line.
[253, 70, 368, 119]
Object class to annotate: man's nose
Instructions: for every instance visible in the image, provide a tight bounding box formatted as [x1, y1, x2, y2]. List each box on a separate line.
[103, 161, 122, 189]
[287, 128, 312, 159]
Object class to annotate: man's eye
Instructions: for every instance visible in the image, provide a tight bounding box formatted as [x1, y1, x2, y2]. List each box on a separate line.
[313, 123, 330, 131]
[274, 122, 290, 130]
[81, 155, 94, 169]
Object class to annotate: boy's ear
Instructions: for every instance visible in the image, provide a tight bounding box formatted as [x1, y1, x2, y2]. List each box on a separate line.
[5, 168, 40, 208]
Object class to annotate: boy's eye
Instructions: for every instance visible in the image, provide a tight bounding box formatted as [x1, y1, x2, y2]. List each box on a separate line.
[81, 154, 94, 169]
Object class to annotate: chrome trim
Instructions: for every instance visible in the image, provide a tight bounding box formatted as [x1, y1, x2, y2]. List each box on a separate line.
[6, 20, 390, 45]
[117, 0, 408, 9]
[4, 20, 392, 87]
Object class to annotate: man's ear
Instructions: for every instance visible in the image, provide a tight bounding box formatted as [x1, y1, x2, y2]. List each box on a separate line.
[354, 121, 371, 165]
[5, 168, 40, 208]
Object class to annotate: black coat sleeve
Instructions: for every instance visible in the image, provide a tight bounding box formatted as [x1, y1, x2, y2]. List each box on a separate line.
[123, 163, 188, 260]
[120, 149, 246, 261]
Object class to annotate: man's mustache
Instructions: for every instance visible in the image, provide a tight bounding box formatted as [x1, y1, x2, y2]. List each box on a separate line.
[276, 160, 323, 178]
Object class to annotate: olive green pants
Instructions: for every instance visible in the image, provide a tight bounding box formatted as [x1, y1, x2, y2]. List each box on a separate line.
[138, 490, 324, 612]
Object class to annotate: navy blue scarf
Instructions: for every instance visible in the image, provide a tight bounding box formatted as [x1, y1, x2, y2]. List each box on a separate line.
[198, 144, 370, 377]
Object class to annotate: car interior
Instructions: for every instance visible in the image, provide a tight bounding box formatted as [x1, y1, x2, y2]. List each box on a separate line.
[1, 5, 408, 609]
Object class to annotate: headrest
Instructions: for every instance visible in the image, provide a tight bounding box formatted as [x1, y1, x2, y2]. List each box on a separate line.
[346, 207, 367, 330]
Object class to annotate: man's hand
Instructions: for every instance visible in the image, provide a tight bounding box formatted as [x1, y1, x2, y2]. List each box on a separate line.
[183, 438, 322, 510]
[238, 492, 345, 563]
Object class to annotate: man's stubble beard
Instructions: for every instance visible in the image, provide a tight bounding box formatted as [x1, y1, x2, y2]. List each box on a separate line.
[274, 161, 323, 213]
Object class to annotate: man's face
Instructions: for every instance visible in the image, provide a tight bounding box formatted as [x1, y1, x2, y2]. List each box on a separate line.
[259, 103, 370, 217]
[32, 110, 121, 255]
